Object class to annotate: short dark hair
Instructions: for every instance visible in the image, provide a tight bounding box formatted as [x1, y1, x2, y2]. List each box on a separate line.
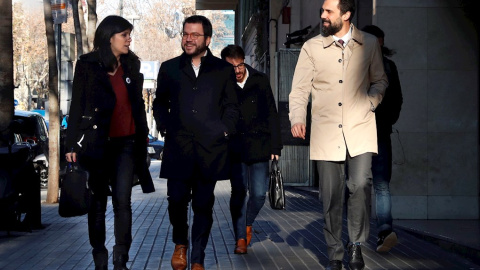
[361, 24, 396, 57]
[93, 15, 134, 72]
[220, 45, 245, 60]
[361, 25, 385, 38]
[183, 15, 213, 37]
[338, 0, 355, 22]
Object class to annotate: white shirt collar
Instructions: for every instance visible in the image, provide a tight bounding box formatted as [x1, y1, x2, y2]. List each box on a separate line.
[237, 68, 249, 89]
[191, 51, 208, 77]
[333, 25, 353, 46]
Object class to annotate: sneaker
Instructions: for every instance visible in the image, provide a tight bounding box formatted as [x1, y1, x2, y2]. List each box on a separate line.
[376, 231, 398, 253]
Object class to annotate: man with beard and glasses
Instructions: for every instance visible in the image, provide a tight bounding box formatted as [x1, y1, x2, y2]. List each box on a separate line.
[288, 0, 388, 270]
[152, 15, 239, 270]
[220, 45, 282, 254]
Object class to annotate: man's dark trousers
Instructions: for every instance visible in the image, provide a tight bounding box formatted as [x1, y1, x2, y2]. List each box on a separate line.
[316, 152, 372, 261]
[167, 170, 217, 265]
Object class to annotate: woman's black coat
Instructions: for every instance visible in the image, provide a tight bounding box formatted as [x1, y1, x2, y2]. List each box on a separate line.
[66, 51, 154, 193]
[152, 49, 239, 181]
[230, 64, 283, 164]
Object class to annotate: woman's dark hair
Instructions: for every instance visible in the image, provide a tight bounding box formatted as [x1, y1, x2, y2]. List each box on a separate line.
[93, 15, 139, 72]
[183, 15, 213, 38]
[338, 0, 356, 22]
[220, 45, 245, 60]
[361, 24, 396, 57]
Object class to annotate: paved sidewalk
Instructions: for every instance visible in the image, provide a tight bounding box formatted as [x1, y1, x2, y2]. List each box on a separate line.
[0, 160, 479, 270]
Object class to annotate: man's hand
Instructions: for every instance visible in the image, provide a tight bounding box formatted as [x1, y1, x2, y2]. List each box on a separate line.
[65, 152, 77, 163]
[291, 123, 306, 140]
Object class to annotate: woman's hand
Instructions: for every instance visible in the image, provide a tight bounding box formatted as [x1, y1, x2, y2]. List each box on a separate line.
[65, 152, 77, 163]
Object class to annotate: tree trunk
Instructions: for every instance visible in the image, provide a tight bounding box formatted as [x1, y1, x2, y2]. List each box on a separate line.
[78, 0, 89, 54]
[43, 0, 60, 203]
[0, 0, 14, 146]
[86, 0, 97, 51]
[71, 0, 83, 57]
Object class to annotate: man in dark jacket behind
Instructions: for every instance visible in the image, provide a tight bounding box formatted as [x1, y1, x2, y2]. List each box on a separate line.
[221, 45, 283, 254]
[362, 24, 403, 253]
[152, 15, 239, 270]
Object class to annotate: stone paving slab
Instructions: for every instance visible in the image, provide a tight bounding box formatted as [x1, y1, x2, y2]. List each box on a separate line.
[0, 160, 479, 270]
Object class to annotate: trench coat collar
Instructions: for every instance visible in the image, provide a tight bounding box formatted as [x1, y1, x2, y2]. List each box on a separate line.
[319, 24, 364, 49]
[179, 48, 216, 79]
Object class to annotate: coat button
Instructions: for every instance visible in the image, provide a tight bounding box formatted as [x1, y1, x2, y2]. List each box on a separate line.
[93, 125, 97, 129]
[193, 87, 197, 91]
[338, 59, 342, 63]
[338, 102, 342, 106]
[338, 124, 342, 128]
[339, 80, 343, 83]
[192, 109, 197, 114]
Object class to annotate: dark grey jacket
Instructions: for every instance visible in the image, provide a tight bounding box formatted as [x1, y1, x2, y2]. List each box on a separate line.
[153, 49, 239, 180]
[230, 64, 283, 164]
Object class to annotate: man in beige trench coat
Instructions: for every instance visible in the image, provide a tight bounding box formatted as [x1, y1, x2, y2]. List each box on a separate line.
[289, 0, 388, 269]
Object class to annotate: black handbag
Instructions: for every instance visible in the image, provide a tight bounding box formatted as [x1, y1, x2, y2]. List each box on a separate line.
[58, 163, 91, 217]
[268, 158, 286, 210]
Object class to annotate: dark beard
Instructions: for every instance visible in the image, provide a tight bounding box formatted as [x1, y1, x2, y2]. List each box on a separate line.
[182, 41, 208, 58]
[321, 19, 343, 37]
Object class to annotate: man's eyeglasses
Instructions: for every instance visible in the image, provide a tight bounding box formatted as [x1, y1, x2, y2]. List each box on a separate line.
[232, 63, 246, 70]
[181, 32, 205, 40]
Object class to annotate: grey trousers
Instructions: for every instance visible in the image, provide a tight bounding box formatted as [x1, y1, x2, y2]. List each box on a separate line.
[316, 152, 372, 261]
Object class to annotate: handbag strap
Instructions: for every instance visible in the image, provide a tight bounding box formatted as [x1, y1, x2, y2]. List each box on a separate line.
[271, 158, 279, 171]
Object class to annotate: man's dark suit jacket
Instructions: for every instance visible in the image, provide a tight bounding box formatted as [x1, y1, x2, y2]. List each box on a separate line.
[152, 49, 239, 181]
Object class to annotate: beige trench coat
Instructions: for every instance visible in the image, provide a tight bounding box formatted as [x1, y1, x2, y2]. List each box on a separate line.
[289, 25, 388, 161]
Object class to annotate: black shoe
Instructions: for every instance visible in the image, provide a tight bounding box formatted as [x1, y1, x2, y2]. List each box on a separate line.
[347, 243, 364, 270]
[327, 260, 343, 270]
[376, 230, 398, 253]
[92, 249, 108, 270]
[113, 252, 130, 270]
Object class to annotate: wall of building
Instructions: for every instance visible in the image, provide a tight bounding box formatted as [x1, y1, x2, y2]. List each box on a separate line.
[267, 0, 479, 219]
[374, 0, 479, 219]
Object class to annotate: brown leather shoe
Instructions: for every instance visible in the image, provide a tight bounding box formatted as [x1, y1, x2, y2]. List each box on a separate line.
[171, 244, 187, 270]
[191, 263, 204, 270]
[246, 226, 252, 246]
[234, 238, 247, 254]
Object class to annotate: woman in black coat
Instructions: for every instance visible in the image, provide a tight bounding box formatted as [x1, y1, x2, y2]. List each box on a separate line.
[65, 15, 153, 270]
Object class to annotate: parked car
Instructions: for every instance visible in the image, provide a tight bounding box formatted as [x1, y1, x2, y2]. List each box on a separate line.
[13, 110, 49, 188]
[30, 109, 48, 128]
[148, 134, 164, 160]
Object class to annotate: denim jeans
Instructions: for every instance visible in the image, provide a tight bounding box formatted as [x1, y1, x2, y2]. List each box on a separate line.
[230, 161, 269, 240]
[87, 137, 135, 257]
[372, 134, 393, 233]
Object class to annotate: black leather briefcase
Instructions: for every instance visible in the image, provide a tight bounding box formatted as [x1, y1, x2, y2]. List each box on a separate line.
[58, 163, 91, 217]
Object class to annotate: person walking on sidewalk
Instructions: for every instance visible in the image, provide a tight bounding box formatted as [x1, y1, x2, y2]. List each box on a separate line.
[152, 15, 239, 270]
[220, 45, 283, 254]
[288, 0, 388, 269]
[362, 24, 403, 253]
[65, 15, 154, 270]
